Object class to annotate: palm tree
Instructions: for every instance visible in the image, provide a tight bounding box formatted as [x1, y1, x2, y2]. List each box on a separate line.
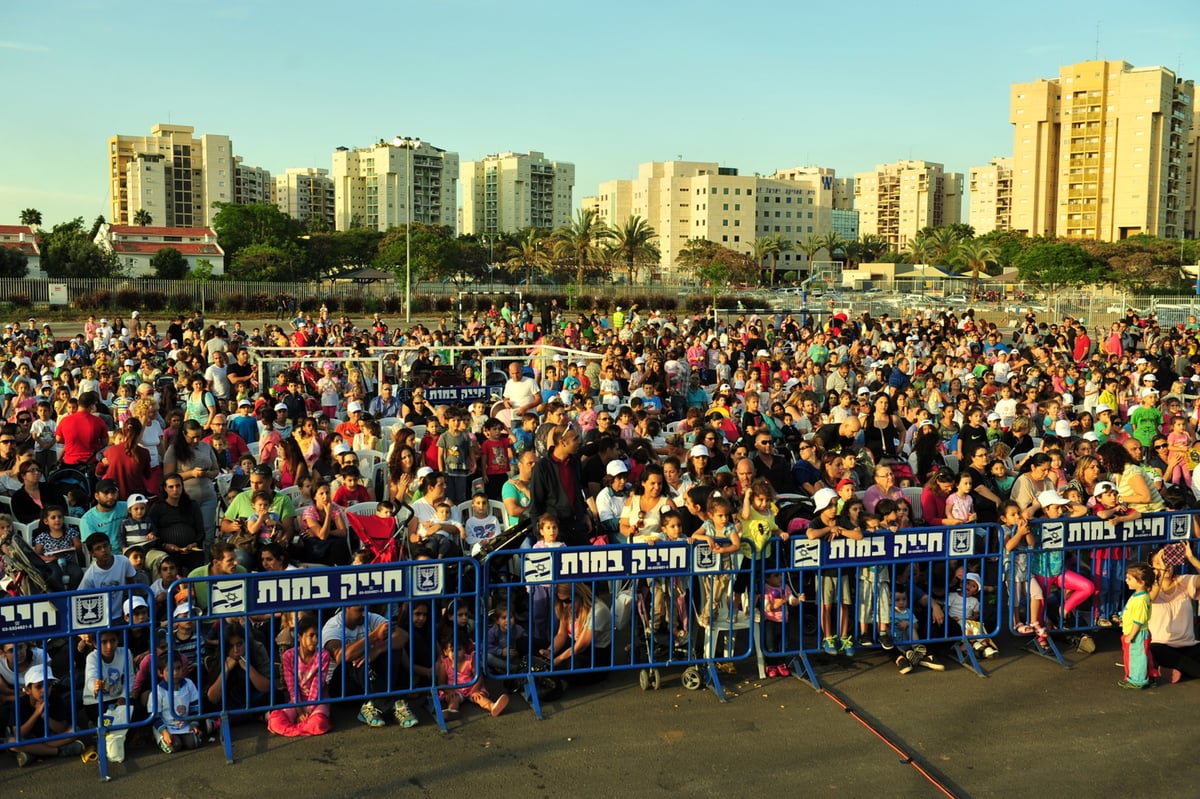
[952, 239, 1000, 299]
[904, 237, 931, 266]
[506, 227, 550, 286]
[551, 208, 611, 291]
[133, 209, 153, 226]
[926, 226, 963, 264]
[796, 234, 824, 278]
[19, 208, 41, 227]
[818, 232, 846, 264]
[753, 237, 778, 285]
[608, 215, 660, 285]
[766, 233, 793, 286]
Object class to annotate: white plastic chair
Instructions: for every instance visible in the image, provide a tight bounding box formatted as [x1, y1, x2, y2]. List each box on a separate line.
[280, 486, 302, 505]
[943, 454, 959, 473]
[699, 552, 766, 680]
[13, 519, 37, 546]
[247, 441, 261, 460]
[901, 486, 924, 523]
[354, 449, 382, 482]
[346, 501, 380, 516]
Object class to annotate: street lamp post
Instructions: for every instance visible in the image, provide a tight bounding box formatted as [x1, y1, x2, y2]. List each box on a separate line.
[392, 135, 421, 323]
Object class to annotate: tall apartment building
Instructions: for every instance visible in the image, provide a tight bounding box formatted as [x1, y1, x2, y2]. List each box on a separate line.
[109, 124, 235, 227]
[234, 158, 273, 206]
[969, 157, 1014, 235]
[275, 168, 336, 230]
[1010, 59, 1194, 240]
[591, 161, 835, 279]
[1186, 114, 1200, 238]
[853, 160, 963, 250]
[331, 139, 459, 233]
[460, 151, 574, 235]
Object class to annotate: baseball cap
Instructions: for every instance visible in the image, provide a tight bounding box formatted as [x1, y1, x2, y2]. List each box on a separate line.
[1037, 489, 1069, 507]
[347, 401, 364, 413]
[238, 398, 252, 407]
[835, 478, 855, 492]
[987, 412, 1001, 422]
[606, 460, 629, 477]
[274, 402, 288, 412]
[123, 596, 149, 616]
[811, 487, 839, 513]
[689, 444, 710, 458]
[173, 603, 198, 618]
[963, 573, 983, 592]
[1092, 481, 1118, 497]
[23, 664, 56, 687]
[126, 493, 149, 507]
[1140, 387, 1159, 399]
[94, 478, 119, 494]
[416, 466, 434, 480]
[1053, 420, 1073, 438]
[1095, 403, 1113, 415]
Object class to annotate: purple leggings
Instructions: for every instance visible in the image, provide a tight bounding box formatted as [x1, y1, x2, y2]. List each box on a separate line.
[1034, 570, 1096, 623]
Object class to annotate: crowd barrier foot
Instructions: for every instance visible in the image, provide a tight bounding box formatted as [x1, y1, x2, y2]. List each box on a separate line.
[1023, 634, 1071, 669]
[221, 714, 234, 765]
[950, 641, 988, 678]
[707, 663, 730, 702]
[790, 654, 823, 692]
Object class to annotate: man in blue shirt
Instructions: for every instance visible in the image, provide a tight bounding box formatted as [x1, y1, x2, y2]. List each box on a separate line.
[80, 479, 128, 552]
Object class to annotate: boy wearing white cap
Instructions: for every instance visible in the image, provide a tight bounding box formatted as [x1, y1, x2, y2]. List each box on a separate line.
[9, 665, 84, 766]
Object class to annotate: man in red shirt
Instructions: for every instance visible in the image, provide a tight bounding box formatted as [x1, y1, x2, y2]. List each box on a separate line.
[203, 414, 249, 462]
[56, 391, 110, 469]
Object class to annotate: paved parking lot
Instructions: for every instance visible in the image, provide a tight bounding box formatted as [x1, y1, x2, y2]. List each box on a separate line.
[3, 630, 1195, 799]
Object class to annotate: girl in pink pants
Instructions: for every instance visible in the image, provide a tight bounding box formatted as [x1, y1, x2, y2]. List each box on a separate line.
[268, 616, 333, 737]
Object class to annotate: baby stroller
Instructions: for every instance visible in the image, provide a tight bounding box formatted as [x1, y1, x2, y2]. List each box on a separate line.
[346, 503, 412, 563]
[629, 571, 691, 691]
[47, 465, 94, 512]
[1, 527, 52, 597]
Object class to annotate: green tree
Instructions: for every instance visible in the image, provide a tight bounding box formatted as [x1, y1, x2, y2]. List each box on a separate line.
[188, 259, 217, 281]
[38, 218, 122, 278]
[608, 215, 659, 285]
[211, 202, 301, 266]
[19, 208, 41, 227]
[551, 208, 611, 291]
[904, 237, 931, 265]
[228, 242, 304, 282]
[133, 209, 153, 226]
[506, 227, 550, 285]
[951, 238, 1000, 298]
[0, 247, 29, 278]
[88, 215, 106, 241]
[753, 236, 778, 284]
[923, 226, 964, 264]
[796, 234, 824, 277]
[817, 232, 846, 264]
[150, 247, 189, 279]
[1014, 240, 1104, 288]
[974, 229, 1031, 269]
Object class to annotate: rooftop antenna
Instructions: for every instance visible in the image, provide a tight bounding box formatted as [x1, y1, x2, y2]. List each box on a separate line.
[1094, 22, 1099, 60]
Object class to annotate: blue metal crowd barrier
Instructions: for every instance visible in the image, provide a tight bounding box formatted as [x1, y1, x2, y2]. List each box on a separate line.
[762, 524, 1006, 689]
[169, 556, 480, 762]
[1011, 510, 1196, 668]
[0, 584, 157, 781]
[480, 541, 753, 717]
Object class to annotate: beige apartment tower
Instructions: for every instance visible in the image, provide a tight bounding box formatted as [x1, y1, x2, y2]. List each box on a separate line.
[332, 139, 459, 233]
[592, 161, 835, 279]
[460, 152, 575, 235]
[1010, 59, 1194, 240]
[275, 168, 336, 230]
[109, 124, 235, 227]
[969, 157, 1014, 235]
[1186, 113, 1200, 238]
[853, 160, 963, 250]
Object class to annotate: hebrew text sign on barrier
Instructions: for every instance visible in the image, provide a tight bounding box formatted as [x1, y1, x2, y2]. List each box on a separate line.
[1038, 512, 1193, 550]
[522, 542, 692, 583]
[206, 563, 445, 616]
[0, 592, 114, 637]
[790, 526, 978, 568]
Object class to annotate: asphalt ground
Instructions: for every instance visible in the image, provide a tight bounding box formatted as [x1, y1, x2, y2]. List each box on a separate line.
[3, 628, 1196, 799]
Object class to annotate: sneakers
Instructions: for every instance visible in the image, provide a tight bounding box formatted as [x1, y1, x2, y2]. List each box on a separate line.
[895, 654, 914, 675]
[358, 701, 386, 727]
[775, 663, 789, 677]
[839, 636, 856, 657]
[1096, 616, 1113, 628]
[766, 666, 779, 677]
[982, 645, 999, 659]
[878, 632, 895, 651]
[58, 740, 85, 758]
[821, 637, 838, 655]
[489, 694, 509, 717]
[915, 647, 945, 671]
[394, 700, 419, 728]
[857, 634, 873, 649]
[1116, 679, 1146, 690]
[14, 751, 33, 767]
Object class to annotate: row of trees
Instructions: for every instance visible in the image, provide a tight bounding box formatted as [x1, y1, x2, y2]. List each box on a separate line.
[10, 206, 1200, 294]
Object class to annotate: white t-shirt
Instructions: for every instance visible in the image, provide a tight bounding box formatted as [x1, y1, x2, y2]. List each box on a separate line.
[503, 376, 540, 411]
[321, 611, 387, 652]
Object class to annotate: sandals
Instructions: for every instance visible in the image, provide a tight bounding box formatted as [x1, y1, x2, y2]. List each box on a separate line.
[159, 738, 174, 754]
[1014, 623, 1036, 635]
[81, 746, 98, 764]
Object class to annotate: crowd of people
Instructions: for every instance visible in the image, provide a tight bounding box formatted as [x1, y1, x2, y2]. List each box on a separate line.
[3, 300, 1200, 767]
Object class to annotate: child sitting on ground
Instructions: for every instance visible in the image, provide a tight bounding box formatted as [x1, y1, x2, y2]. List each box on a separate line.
[946, 572, 999, 659]
[436, 628, 508, 718]
[267, 615, 334, 736]
[153, 651, 203, 753]
[485, 602, 527, 675]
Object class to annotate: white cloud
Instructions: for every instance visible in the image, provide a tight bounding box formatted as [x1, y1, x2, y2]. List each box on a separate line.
[0, 40, 49, 52]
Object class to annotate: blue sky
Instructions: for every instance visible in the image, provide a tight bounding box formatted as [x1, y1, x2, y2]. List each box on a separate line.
[1, 0, 1196, 228]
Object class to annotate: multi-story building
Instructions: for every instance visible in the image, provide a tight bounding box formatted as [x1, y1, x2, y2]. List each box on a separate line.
[0, 225, 40, 273]
[1186, 114, 1200, 238]
[831, 209, 860, 242]
[460, 151, 574, 235]
[331, 138, 459, 233]
[275, 168, 336, 230]
[94, 223, 224, 278]
[108, 124, 235, 227]
[853, 160, 963, 251]
[592, 161, 837, 280]
[969, 157, 1014, 235]
[831, 177, 855, 210]
[1010, 59, 1194, 240]
[234, 158, 273, 206]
